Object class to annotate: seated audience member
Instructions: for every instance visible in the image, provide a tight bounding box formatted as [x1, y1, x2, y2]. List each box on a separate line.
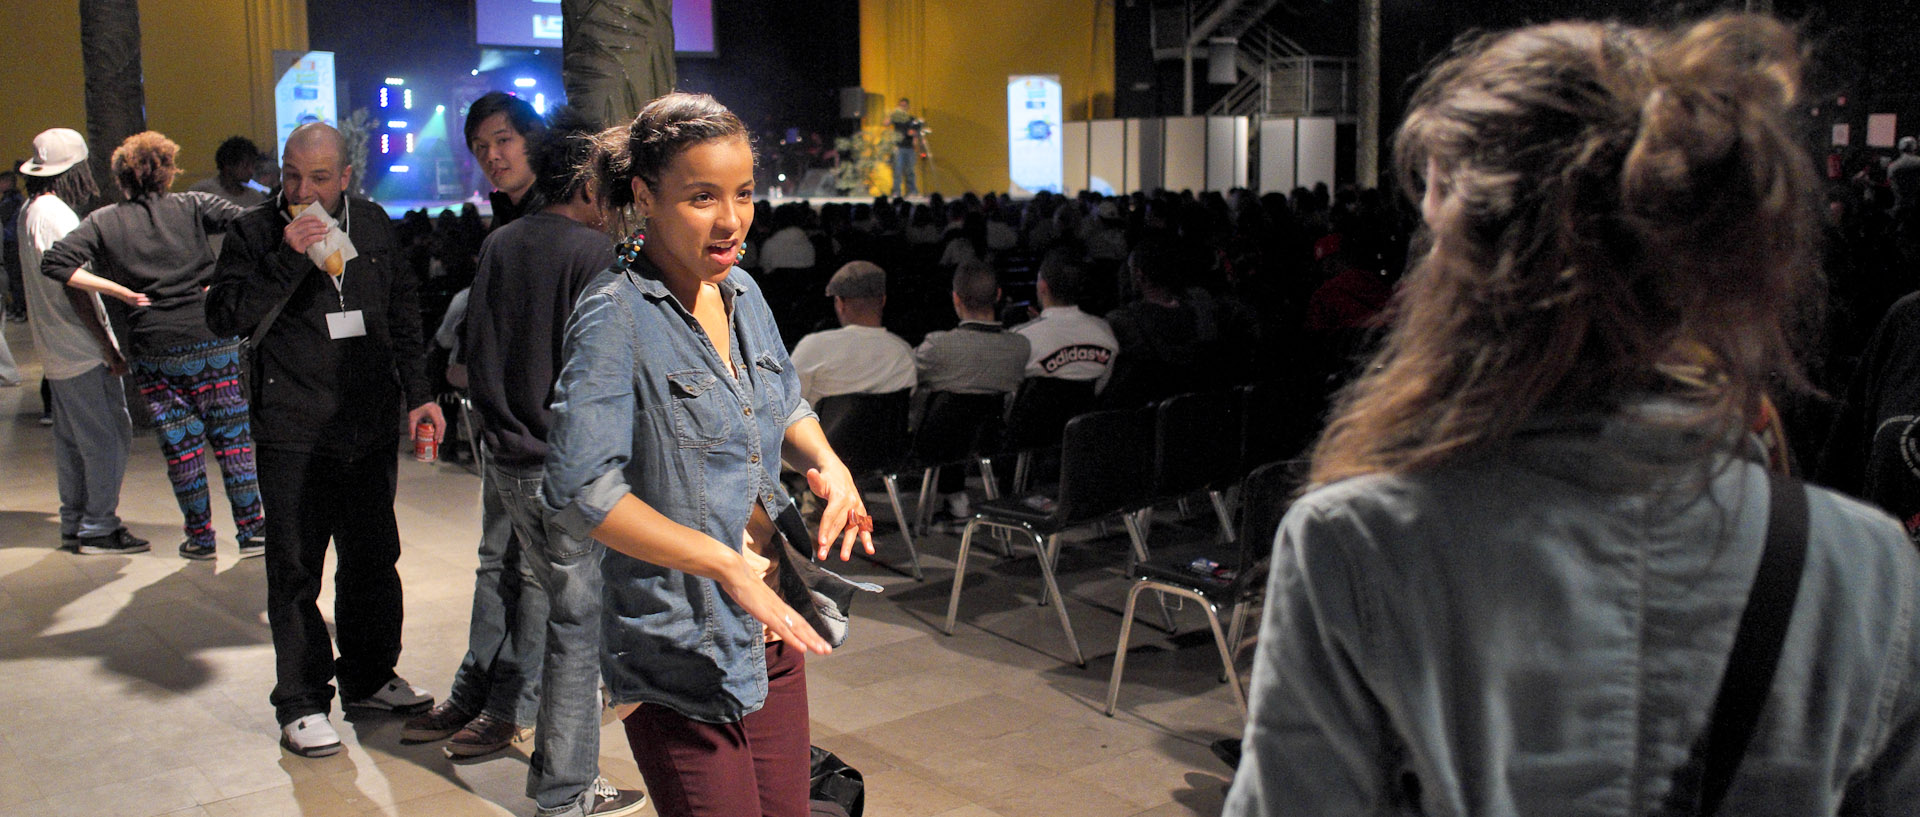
[757, 202, 816, 273]
[913, 260, 1030, 515]
[1818, 291, 1920, 539]
[1102, 239, 1227, 406]
[789, 261, 915, 406]
[1015, 254, 1118, 391]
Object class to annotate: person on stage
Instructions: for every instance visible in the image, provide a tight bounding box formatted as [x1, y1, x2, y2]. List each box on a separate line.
[889, 97, 923, 198]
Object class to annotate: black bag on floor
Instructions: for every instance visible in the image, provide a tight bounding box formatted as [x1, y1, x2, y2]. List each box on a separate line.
[809, 745, 864, 817]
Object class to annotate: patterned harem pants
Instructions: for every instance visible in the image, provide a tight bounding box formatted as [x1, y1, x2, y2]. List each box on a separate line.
[131, 338, 265, 548]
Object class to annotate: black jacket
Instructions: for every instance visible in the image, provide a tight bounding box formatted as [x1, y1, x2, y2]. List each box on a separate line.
[206, 195, 430, 456]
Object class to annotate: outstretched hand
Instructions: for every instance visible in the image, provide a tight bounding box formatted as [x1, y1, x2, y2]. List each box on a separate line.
[806, 465, 875, 561]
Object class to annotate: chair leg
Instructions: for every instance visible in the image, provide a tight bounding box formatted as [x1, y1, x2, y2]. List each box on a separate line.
[1036, 534, 1058, 607]
[1105, 580, 1151, 716]
[1200, 595, 1248, 715]
[977, 457, 999, 500]
[1210, 489, 1236, 543]
[943, 519, 981, 634]
[881, 474, 923, 580]
[1224, 599, 1249, 683]
[914, 467, 937, 535]
[1013, 451, 1031, 493]
[1121, 511, 1151, 566]
[1033, 531, 1085, 667]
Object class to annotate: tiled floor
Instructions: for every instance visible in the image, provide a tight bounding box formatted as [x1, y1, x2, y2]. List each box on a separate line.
[0, 320, 1241, 817]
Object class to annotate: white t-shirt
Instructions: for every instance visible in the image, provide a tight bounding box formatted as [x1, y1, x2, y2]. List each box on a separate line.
[757, 226, 816, 272]
[1013, 304, 1117, 390]
[788, 324, 917, 406]
[20, 194, 116, 380]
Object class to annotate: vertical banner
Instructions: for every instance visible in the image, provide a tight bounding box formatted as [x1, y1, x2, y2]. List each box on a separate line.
[1008, 75, 1063, 196]
[272, 50, 338, 160]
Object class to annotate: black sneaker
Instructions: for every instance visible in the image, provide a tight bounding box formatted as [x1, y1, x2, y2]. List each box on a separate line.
[584, 777, 647, 816]
[1210, 738, 1242, 769]
[76, 528, 151, 555]
[60, 534, 78, 551]
[179, 541, 217, 560]
[238, 535, 267, 559]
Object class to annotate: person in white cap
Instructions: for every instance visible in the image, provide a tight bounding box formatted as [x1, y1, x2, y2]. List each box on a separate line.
[16, 128, 144, 554]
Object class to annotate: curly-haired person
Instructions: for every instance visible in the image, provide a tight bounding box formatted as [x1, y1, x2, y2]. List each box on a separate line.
[39, 130, 264, 560]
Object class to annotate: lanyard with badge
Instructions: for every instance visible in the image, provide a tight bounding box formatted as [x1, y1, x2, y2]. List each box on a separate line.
[287, 195, 366, 340]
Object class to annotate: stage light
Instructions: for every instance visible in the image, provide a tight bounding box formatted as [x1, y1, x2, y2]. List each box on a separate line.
[381, 134, 390, 154]
[390, 165, 411, 173]
[778, 174, 787, 182]
[387, 120, 408, 129]
[406, 133, 416, 154]
[471, 69, 480, 76]
[379, 88, 390, 108]
[436, 104, 446, 113]
[533, 93, 547, 114]
[404, 89, 413, 110]
[384, 77, 405, 86]
[514, 78, 537, 88]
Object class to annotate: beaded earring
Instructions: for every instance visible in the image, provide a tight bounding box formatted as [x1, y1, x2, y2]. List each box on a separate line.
[616, 216, 647, 268]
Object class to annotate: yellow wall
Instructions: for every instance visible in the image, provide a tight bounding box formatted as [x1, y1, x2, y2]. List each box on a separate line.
[861, 0, 1114, 196]
[0, 0, 306, 186]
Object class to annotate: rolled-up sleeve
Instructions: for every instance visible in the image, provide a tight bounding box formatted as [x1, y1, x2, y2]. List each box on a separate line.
[544, 285, 640, 540]
[773, 323, 816, 430]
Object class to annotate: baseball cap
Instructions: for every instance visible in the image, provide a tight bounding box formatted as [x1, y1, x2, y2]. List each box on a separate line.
[20, 128, 88, 177]
[824, 261, 887, 299]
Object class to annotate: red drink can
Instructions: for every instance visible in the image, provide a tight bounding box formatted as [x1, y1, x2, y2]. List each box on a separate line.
[413, 420, 437, 463]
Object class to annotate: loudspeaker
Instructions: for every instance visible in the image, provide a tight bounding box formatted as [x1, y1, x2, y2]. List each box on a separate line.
[839, 87, 866, 119]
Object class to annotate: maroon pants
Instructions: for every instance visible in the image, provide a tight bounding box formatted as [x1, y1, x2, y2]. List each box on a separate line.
[623, 640, 810, 817]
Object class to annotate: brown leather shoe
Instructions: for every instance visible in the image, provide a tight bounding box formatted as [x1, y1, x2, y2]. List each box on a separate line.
[400, 699, 474, 743]
[444, 712, 529, 758]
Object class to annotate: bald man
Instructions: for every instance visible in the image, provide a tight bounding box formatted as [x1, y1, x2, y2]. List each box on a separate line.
[207, 122, 443, 758]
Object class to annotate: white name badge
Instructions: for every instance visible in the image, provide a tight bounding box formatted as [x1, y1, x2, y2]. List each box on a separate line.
[327, 310, 367, 340]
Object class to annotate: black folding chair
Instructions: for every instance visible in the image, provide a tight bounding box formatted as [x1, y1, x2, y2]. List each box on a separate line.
[945, 407, 1154, 667]
[1104, 459, 1294, 717]
[905, 390, 1008, 535]
[1148, 391, 1242, 543]
[1000, 376, 1098, 492]
[813, 389, 922, 578]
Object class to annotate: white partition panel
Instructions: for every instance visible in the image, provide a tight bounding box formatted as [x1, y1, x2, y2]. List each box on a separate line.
[1125, 118, 1159, 194]
[1297, 117, 1337, 193]
[1164, 116, 1207, 193]
[1063, 121, 1090, 196]
[1260, 117, 1297, 193]
[1088, 119, 1125, 196]
[1205, 116, 1248, 191]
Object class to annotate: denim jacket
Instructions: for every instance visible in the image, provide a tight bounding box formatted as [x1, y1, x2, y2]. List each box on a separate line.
[1225, 400, 1920, 816]
[544, 256, 877, 723]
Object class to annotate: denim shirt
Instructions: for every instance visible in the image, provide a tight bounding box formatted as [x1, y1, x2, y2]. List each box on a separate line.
[544, 256, 874, 723]
[1224, 400, 1920, 816]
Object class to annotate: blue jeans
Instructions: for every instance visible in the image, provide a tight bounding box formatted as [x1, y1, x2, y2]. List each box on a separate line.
[893, 145, 919, 197]
[506, 464, 606, 816]
[447, 458, 543, 725]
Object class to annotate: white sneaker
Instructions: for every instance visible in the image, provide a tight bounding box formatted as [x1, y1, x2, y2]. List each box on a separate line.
[945, 491, 972, 518]
[344, 676, 434, 714]
[281, 713, 343, 757]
